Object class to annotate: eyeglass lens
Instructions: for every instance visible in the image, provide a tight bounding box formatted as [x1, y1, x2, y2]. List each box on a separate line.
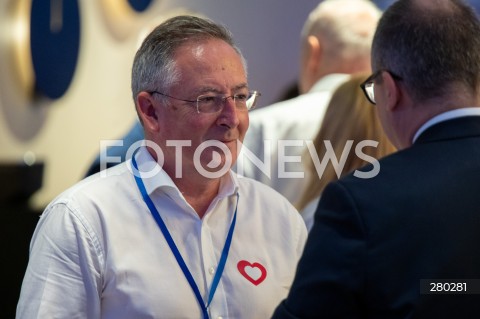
[196, 92, 259, 113]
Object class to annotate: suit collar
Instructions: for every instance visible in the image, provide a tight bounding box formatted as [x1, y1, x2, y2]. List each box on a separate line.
[415, 115, 480, 144]
[413, 108, 480, 143]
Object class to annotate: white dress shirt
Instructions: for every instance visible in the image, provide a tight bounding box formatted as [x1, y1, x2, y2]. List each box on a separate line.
[236, 74, 350, 205]
[16, 147, 307, 319]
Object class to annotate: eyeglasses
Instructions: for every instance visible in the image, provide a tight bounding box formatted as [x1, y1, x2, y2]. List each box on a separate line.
[148, 90, 261, 113]
[360, 70, 402, 105]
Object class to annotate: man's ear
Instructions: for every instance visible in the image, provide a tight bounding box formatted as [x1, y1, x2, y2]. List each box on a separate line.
[306, 35, 322, 74]
[299, 35, 323, 93]
[382, 72, 400, 111]
[136, 91, 160, 133]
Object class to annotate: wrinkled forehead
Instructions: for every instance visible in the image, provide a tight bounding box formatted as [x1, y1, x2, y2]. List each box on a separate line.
[176, 40, 245, 72]
[170, 40, 248, 93]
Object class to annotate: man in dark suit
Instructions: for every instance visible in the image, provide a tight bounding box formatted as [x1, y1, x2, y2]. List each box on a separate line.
[271, 0, 480, 318]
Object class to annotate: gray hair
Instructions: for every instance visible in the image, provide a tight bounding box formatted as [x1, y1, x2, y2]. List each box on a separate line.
[131, 15, 246, 102]
[301, 0, 382, 63]
[372, 0, 480, 102]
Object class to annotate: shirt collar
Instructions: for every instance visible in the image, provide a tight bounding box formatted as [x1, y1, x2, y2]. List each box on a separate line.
[132, 146, 238, 200]
[308, 73, 350, 94]
[412, 107, 480, 143]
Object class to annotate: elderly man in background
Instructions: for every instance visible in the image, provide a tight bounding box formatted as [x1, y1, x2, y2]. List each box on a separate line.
[237, 0, 382, 205]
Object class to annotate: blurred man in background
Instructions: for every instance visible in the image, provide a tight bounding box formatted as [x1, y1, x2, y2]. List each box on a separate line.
[238, 0, 382, 205]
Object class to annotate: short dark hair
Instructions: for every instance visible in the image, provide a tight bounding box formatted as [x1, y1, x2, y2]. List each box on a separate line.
[131, 15, 245, 102]
[372, 0, 480, 102]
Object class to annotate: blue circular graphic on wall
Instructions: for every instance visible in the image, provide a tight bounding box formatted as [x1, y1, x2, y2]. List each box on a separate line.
[127, 0, 154, 12]
[30, 0, 81, 99]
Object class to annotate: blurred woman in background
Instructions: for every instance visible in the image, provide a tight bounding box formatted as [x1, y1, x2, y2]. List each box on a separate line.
[297, 73, 396, 231]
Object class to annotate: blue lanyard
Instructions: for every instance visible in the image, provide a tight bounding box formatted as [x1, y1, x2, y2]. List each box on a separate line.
[132, 156, 238, 319]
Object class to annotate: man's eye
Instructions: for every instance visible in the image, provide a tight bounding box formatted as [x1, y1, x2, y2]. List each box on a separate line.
[235, 94, 248, 101]
[198, 96, 217, 103]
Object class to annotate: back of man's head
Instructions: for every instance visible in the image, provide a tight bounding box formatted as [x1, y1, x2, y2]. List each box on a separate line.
[372, 0, 480, 104]
[299, 0, 382, 93]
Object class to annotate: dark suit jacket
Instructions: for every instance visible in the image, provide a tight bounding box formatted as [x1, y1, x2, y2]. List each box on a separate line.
[272, 116, 480, 318]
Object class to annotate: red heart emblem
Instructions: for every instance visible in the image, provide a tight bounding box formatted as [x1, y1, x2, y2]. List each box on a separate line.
[237, 260, 267, 286]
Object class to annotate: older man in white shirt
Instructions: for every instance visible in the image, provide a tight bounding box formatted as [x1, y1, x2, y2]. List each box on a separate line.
[16, 15, 307, 319]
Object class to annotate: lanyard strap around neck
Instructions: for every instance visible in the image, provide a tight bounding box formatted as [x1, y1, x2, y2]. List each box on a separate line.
[131, 155, 238, 319]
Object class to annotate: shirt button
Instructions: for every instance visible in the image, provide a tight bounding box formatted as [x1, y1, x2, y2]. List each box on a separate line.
[209, 267, 215, 275]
